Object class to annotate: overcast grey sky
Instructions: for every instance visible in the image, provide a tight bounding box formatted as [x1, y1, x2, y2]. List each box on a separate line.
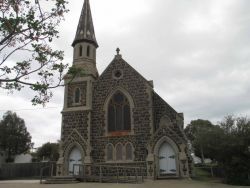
[0, 0, 250, 147]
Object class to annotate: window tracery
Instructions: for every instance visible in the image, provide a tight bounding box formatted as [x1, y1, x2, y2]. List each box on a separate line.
[108, 91, 131, 132]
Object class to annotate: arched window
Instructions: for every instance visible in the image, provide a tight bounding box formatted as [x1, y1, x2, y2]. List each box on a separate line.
[74, 88, 80, 103]
[79, 45, 83, 57]
[116, 143, 123, 161]
[107, 144, 113, 161]
[125, 143, 133, 160]
[87, 45, 90, 57]
[108, 91, 131, 132]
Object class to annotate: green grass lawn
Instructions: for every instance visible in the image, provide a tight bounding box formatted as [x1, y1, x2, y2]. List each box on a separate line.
[193, 167, 223, 183]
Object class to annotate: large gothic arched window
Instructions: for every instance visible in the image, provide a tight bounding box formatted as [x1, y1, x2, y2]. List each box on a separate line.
[108, 91, 131, 132]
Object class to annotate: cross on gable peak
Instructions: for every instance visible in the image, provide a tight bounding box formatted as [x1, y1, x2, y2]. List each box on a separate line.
[116, 48, 120, 55]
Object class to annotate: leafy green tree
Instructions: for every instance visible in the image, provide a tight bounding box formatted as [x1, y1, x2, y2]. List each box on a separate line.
[0, 0, 69, 105]
[216, 115, 250, 185]
[185, 119, 222, 163]
[0, 111, 33, 162]
[187, 116, 250, 185]
[36, 142, 59, 161]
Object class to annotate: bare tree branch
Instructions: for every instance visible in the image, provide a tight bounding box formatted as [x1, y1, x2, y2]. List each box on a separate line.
[0, 40, 32, 66]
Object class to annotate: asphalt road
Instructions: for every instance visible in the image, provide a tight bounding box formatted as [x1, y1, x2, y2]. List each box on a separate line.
[0, 179, 247, 188]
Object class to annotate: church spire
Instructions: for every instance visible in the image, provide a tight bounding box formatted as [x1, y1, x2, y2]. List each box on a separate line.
[72, 0, 98, 47]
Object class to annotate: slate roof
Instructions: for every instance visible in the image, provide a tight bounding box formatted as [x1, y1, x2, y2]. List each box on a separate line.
[72, 0, 98, 47]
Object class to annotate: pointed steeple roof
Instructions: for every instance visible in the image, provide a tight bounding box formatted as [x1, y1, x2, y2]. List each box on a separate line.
[72, 0, 98, 47]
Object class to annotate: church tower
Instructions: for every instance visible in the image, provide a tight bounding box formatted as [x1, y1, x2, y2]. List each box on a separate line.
[57, 0, 97, 176]
[62, 0, 98, 114]
[63, 0, 98, 107]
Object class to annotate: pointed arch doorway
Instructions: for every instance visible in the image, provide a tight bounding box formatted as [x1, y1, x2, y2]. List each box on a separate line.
[158, 142, 177, 176]
[68, 147, 83, 176]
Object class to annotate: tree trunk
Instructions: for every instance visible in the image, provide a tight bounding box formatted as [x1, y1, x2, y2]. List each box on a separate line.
[200, 145, 205, 165]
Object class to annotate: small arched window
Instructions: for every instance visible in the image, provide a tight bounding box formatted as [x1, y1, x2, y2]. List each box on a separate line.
[107, 144, 113, 161]
[74, 88, 80, 103]
[87, 45, 90, 57]
[108, 91, 131, 132]
[125, 143, 133, 160]
[79, 45, 83, 57]
[116, 143, 123, 161]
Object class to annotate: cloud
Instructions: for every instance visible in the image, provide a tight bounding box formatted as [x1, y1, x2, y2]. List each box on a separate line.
[0, 91, 63, 147]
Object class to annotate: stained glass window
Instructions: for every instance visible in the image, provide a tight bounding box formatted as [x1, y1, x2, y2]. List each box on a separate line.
[124, 105, 131, 130]
[108, 106, 115, 131]
[108, 91, 131, 132]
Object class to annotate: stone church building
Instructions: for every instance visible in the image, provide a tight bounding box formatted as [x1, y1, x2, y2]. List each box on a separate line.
[57, 0, 192, 179]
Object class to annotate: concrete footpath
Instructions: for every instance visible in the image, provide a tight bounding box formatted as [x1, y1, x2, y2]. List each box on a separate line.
[0, 179, 247, 188]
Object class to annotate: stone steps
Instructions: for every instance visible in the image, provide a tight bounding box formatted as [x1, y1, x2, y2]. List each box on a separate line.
[42, 175, 143, 184]
[42, 176, 80, 184]
[82, 175, 143, 183]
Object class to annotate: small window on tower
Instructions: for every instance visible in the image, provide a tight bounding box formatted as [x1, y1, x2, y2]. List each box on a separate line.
[79, 45, 83, 57]
[87, 45, 90, 57]
[74, 88, 81, 103]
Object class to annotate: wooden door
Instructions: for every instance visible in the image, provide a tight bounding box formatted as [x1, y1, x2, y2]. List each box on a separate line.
[159, 142, 177, 176]
[68, 147, 82, 175]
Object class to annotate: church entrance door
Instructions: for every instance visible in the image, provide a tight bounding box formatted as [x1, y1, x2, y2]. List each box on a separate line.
[68, 147, 82, 176]
[158, 142, 177, 176]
